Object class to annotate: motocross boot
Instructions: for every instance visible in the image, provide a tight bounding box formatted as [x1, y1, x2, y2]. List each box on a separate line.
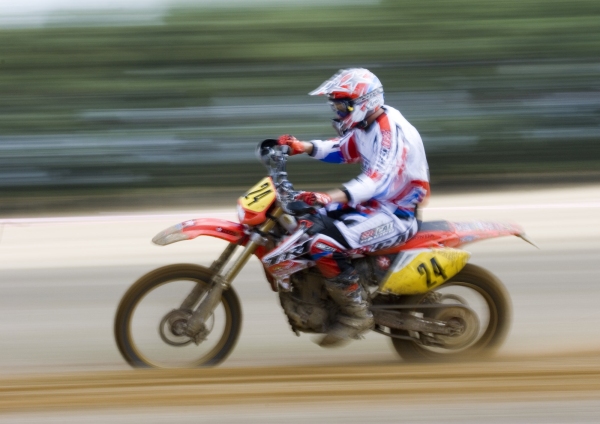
[319, 269, 374, 348]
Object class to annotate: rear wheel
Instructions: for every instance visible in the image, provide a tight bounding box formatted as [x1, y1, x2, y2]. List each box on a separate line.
[115, 264, 242, 368]
[390, 264, 511, 362]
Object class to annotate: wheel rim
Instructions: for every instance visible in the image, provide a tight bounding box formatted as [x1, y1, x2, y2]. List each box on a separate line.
[410, 281, 498, 356]
[125, 278, 233, 368]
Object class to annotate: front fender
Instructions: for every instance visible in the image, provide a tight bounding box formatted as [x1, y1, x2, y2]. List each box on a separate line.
[152, 218, 247, 246]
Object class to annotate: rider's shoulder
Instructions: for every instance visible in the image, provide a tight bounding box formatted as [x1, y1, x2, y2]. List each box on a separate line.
[380, 105, 403, 119]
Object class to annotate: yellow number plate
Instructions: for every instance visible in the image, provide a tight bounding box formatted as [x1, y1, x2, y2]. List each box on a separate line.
[239, 177, 276, 213]
[380, 248, 470, 295]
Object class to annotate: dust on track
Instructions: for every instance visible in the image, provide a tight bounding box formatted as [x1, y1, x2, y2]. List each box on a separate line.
[2, 351, 600, 412]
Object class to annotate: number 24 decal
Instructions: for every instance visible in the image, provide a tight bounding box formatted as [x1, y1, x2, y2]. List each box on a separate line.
[245, 182, 272, 206]
[417, 257, 447, 287]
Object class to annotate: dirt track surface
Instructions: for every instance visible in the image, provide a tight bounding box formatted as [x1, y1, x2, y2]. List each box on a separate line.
[2, 184, 600, 421]
[2, 352, 600, 413]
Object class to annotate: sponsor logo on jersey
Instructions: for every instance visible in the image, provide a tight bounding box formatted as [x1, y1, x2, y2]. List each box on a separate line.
[359, 221, 394, 244]
[381, 130, 392, 149]
[350, 232, 410, 254]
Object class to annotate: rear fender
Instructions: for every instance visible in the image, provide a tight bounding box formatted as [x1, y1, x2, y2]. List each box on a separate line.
[152, 218, 247, 246]
[376, 220, 535, 254]
[449, 220, 535, 248]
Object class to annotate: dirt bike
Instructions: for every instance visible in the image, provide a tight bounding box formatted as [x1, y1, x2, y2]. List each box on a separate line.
[115, 139, 535, 368]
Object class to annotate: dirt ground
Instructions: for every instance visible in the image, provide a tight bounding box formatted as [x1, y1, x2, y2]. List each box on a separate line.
[1, 351, 600, 413]
[1, 183, 600, 422]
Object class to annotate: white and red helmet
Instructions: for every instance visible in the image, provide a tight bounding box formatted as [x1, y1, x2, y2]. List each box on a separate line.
[309, 68, 384, 135]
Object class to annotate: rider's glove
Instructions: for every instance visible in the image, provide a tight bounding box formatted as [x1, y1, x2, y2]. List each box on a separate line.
[277, 134, 305, 156]
[295, 191, 332, 206]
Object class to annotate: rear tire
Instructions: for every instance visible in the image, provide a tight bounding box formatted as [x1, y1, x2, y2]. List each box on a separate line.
[391, 263, 511, 362]
[115, 264, 242, 368]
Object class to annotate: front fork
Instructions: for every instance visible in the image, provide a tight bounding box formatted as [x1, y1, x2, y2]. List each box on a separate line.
[183, 207, 283, 340]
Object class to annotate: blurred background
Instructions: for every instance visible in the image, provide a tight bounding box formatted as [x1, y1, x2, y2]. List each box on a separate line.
[1, 3, 600, 422]
[0, 0, 599, 215]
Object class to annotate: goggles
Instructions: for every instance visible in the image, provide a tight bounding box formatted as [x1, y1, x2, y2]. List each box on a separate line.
[328, 88, 384, 117]
[328, 98, 354, 118]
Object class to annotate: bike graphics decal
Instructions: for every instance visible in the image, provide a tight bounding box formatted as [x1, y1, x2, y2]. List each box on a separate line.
[314, 242, 338, 253]
[263, 240, 310, 267]
[268, 259, 312, 279]
[215, 227, 241, 237]
[262, 228, 310, 269]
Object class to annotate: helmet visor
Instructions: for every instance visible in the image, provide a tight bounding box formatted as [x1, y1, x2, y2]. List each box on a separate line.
[328, 99, 354, 118]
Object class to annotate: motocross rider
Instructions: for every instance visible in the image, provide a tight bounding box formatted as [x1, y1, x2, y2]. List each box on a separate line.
[278, 68, 430, 346]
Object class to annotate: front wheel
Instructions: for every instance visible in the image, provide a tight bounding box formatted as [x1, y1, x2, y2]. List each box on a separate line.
[115, 264, 242, 368]
[390, 263, 511, 362]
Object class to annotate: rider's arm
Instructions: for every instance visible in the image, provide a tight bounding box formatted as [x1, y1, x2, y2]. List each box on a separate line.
[324, 188, 348, 204]
[308, 133, 359, 164]
[297, 141, 314, 155]
[342, 174, 377, 205]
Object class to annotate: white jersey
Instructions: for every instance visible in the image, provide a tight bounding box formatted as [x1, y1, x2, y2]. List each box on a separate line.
[309, 106, 430, 217]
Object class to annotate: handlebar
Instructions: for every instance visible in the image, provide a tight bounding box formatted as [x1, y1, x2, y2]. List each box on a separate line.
[256, 138, 291, 164]
[255, 139, 301, 211]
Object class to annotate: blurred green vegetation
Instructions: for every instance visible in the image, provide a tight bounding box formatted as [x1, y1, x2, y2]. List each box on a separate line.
[0, 0, 599, 212]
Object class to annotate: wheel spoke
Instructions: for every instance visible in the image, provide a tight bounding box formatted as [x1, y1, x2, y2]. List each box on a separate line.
[115, 265, 241, 368]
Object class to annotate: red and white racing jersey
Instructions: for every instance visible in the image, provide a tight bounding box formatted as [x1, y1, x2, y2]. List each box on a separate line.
[309, 105, 430, 217]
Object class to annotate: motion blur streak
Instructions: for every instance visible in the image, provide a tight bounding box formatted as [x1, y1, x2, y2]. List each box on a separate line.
[1, 0, 600, 422]
[0, 192, 599, 421]
[1, 354, 600, 413]
[3, 198, 600, 225]
[1, 0, 599, 216]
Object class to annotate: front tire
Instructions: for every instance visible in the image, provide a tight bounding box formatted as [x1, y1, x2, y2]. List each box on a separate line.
[391, 263, 511, 362]
[115, 264, 242, 368]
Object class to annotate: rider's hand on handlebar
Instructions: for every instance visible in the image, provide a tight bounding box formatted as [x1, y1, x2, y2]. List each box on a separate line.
[295, 191, 332, 207]
[278, 134, 306, 156]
